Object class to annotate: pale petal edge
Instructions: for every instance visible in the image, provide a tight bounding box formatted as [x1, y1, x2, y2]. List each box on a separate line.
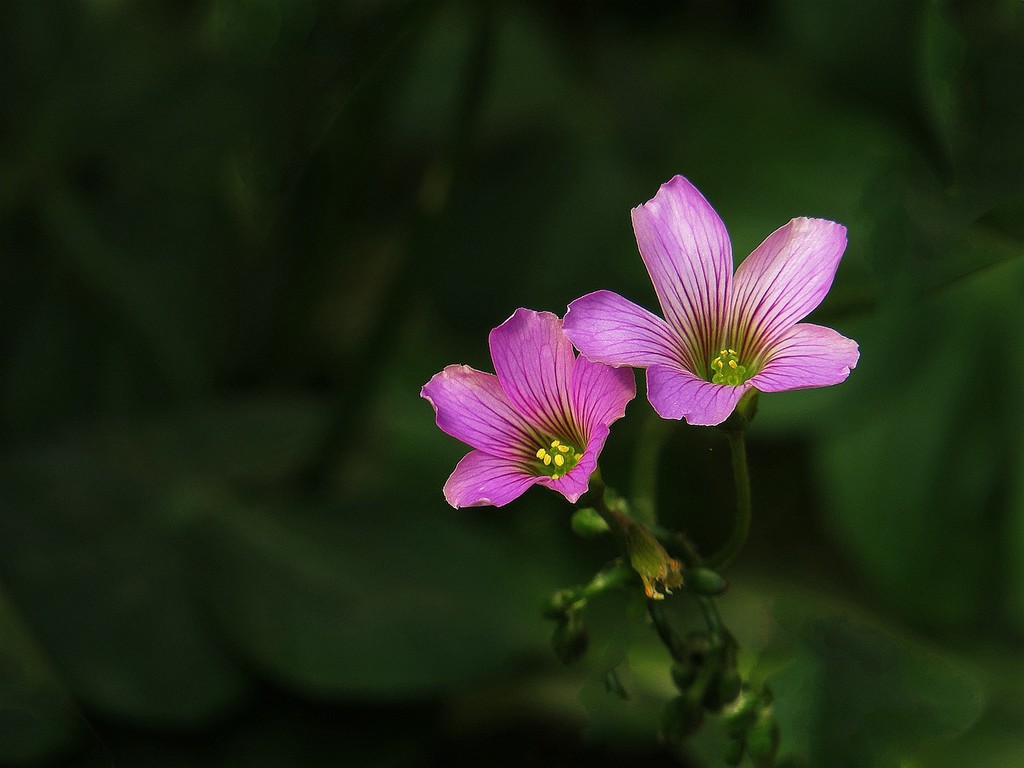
[748, 323, 859, 393]
[421, 365, 532, 458]
[443, 450, 541, 508]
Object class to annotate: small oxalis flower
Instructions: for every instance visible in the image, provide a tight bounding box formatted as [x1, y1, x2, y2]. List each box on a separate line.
[564, 175, 860, 426]
[422, 308, 635, 507]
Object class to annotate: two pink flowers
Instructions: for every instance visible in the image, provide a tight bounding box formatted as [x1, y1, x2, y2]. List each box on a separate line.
[422, 176, 860, 508]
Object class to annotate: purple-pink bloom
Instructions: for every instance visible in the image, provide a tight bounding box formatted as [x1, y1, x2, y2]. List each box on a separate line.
[563, 175, 859, 427]
[422, 308, 635, 508]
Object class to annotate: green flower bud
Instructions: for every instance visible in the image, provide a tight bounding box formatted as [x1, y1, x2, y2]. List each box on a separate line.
[747, 708, 780, 768]
[543, 588, 580, 619]
[670, 631, 712, 692]
[671, 660, 698, 692]
[551, 610, 588, 664]
[723, 688, 758, 738]
[570, 507, 611, 537]
[624, 523, 683, 600]
[660, 695, 704, 745]
[702, 668, 742, 712]
[686, 567, 728, 596]
[724, 736, 746, 766]
[604, 668, 629, 700]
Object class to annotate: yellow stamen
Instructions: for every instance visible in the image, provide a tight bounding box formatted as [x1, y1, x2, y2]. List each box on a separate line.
[535, 437, 583, 479]
[710, 348, 748, 386]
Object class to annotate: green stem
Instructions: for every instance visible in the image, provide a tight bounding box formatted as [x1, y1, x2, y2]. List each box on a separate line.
[586, 474, 631, 539]
[695, 594, 727, 642]
[578, 561, 634, 601]
[630, 412, 670, 526]
[647, 600, 686, 662]
[703, 429, 751, 571]
[545, 560, 634, 618]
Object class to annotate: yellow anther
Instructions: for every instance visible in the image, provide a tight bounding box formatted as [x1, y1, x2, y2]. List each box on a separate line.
[535, 437, 582, 479]
[710, 347, 748, 385]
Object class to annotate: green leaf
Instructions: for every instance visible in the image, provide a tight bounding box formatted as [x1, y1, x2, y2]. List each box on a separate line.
[0, 397, 329, 723]
[814, 254, 1024, 628]
[176, 485, 556, 698]
[0, 582, 82, 763]
[771, 615, 984, 768]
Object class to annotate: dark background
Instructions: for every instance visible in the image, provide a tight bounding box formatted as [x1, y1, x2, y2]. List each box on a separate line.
[1, 1, 1022, 766]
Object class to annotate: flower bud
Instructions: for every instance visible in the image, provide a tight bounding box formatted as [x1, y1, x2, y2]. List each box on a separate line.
[604, 669, 629, 700]
[660, 695, 704, 745]
[724, 735, 746, 766]
[723, 689, 758, 738]
[543, 588, 579, 619]
[570, 507, 610, 537]
[686, 567, 728, 596]
[551, 610, 588, 664]
[671, 660, 698, 692]
[624, 523, 683, 599]
[702, 668, 742, 712]
[747, 708, 780, 768]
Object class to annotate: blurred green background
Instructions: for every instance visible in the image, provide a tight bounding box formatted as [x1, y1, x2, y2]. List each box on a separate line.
[1, 1, 1022, 766]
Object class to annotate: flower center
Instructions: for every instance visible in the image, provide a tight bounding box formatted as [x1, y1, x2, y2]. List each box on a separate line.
[535, 438, 583, 480]
[710, 348, 748, 386]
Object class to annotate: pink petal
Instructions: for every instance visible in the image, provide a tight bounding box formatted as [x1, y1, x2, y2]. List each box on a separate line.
[646, 364, 751, 426]
[747, 323, 859, 392]
[730, 218, 847, 357]
[489, 308, 576, 440]
[569, 351, 636, 439]
[631, 176, 733, 372]
[443, 450, 540, 508]
[542, 424, 609, 503]
[564, 290, 689, 369]
[421, 365, 533, 458]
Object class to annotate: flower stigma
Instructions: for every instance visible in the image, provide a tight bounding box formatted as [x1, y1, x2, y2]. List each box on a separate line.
[710, 348, 748, 386]
[535, 438, 583, 480]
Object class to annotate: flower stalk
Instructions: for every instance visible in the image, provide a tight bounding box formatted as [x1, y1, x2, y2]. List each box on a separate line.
[703, 427, 752, 571]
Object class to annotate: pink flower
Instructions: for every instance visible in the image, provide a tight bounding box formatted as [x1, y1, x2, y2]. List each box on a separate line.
[422, 309, 636, 508]
[563, 175, 859, 426]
